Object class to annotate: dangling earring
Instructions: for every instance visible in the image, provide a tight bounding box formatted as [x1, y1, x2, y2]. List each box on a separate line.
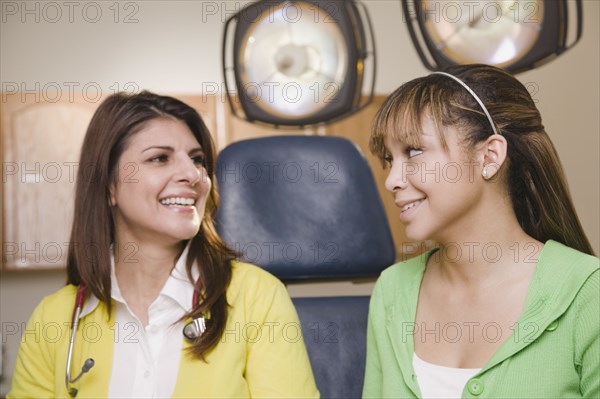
[482, 163, 499, 180]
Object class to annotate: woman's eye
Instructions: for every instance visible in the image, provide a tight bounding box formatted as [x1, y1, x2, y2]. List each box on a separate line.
[383, 155, 393, 166]
[149, 155, 168, 163]
[407, 148, 423, 158]
[192, 155, 205, 166]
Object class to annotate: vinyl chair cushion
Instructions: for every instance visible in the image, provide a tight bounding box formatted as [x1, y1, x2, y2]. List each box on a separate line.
[292, 296, 370, 399]
[215, 136, 395, 280]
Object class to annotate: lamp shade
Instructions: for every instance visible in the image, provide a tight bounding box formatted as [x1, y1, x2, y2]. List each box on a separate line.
[402, 0, 582, 74]
[223, 0, 375, 126]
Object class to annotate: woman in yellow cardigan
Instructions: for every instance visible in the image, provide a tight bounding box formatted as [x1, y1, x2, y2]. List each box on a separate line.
[8, 92, 319, 398]
[363, 65, 598, 398]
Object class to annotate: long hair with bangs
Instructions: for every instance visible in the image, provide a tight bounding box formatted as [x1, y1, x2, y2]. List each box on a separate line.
[371, 64, 593, 255]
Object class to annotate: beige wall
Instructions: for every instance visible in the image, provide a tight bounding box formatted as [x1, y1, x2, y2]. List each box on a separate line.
[1, 0, 599, 394]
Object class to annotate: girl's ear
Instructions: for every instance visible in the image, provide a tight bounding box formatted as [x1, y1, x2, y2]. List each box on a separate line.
[480, 134, 508, 179]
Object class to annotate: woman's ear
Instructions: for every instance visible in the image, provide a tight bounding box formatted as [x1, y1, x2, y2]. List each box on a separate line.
[108, 185, 116, 207]
[480, 134, 507, 180]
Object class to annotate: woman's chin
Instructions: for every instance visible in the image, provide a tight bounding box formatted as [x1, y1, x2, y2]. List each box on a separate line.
[161, 224, 201, 243]
[179, 227, 201, 241]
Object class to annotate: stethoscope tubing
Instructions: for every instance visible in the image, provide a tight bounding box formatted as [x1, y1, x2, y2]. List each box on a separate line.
[66, 283, 88, 396]
[66, 277, 205, 396]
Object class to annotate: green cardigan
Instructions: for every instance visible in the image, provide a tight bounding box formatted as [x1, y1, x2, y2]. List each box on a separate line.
[363, 240, 599, 398]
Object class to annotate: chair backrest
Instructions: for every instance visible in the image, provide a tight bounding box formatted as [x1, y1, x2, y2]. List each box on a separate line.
[215, 136, 395, 398]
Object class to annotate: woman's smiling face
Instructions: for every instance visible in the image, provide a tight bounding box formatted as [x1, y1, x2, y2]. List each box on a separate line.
[109, 117, 211, 246]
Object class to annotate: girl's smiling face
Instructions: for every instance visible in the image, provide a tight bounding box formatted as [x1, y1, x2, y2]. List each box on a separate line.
[384, 112, 487, 243]
[109, 117, 211, 246]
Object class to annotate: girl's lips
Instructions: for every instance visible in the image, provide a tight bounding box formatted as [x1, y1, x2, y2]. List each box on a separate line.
[399, 198, 425, 222]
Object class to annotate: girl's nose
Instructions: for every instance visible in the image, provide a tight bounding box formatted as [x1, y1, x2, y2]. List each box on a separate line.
[384, 162, 408, 193]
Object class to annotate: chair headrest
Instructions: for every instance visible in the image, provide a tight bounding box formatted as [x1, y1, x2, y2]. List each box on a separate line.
[216, 136, 395, 280]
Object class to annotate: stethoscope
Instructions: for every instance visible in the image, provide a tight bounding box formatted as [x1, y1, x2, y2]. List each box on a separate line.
[66, 279, 206, 397]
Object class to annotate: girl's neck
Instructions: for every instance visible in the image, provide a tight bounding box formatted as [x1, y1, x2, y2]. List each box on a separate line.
[431, 214, 543, 288]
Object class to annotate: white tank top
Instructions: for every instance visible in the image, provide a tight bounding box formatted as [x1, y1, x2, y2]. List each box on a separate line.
[412, 353, 481, 399]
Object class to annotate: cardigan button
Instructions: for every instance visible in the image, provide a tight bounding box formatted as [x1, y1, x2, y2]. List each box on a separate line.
[467, 378, 484, 396]
[546, 320, 559, 331]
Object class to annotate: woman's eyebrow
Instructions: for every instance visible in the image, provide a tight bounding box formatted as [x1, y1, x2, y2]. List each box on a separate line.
[189, 147, 204, 154]
[142, 145, 174, 153]
[141, 146, 204, 154]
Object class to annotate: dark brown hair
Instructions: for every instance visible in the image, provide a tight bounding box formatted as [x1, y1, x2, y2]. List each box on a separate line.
[371, 64, 594, 255]
[67, 91, 237, 358]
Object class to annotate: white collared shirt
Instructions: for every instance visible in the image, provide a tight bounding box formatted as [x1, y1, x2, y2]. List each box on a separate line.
[80, 245, 198, 398]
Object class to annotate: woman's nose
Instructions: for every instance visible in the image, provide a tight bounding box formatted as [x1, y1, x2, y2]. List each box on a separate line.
[177, 157, 203, 185]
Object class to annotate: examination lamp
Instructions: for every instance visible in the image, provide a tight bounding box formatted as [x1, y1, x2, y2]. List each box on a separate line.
[222, 0, 376, 127]
[402, 0, 583, 74]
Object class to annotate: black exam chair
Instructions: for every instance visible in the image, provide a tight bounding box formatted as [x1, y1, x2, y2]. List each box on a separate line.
[215, 136, 395, 399]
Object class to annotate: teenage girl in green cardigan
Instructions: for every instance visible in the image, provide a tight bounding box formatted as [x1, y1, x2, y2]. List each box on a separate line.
[363, 64, 599, 398]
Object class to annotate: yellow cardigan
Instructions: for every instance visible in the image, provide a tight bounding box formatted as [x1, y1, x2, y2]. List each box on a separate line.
[8, 262, 319, 398]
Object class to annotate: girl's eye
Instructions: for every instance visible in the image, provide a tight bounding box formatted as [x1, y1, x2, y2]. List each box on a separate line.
[407, 148, 423, 158]
[383, 155, 393, 167]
